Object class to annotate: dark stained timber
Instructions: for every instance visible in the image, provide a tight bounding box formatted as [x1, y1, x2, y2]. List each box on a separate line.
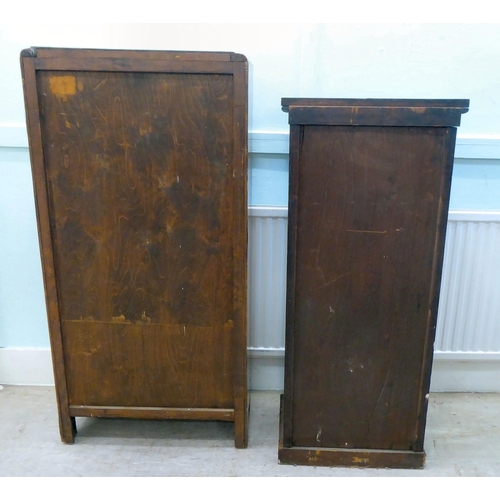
[279, 98, 468, 468]
[21, 47, 248, 448]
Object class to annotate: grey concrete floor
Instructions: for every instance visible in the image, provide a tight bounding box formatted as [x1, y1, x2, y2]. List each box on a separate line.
[1, 385, 500, 476]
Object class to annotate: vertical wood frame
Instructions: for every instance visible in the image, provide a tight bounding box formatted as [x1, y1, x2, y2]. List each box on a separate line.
[282, 124, 302, 448]
[20, 48, 76, 443]
[413, 127, 457, 451]
[20, 48, 248, 448]
[278, 98, 468, 468]
[231, 57, 249, 448]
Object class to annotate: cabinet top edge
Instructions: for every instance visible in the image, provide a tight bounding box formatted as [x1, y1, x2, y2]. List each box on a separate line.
[20, 47, 247, 63]
[281, 98, 470, 113]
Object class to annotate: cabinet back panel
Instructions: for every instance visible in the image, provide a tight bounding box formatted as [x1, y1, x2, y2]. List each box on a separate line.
[62, 321, 234, 408]
[37, 71, 234, 327]
[36, 70, 238, 410]
[290, 126, 448, 450]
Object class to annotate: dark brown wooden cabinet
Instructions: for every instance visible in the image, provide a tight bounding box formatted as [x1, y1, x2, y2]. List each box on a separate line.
[278, 98, 469, 468]
[21, 47, 249, 448]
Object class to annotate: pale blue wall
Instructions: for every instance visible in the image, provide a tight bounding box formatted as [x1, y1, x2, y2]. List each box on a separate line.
[0, 148, 48, 348]
[450, 159, 500, 211]
[249, 154, 289, 206]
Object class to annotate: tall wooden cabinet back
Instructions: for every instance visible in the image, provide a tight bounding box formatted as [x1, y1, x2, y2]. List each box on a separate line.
[278, 98, 469, 468]
[21, 47, 249, 448]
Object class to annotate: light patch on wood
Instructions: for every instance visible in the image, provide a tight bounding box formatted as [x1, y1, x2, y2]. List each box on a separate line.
[49, 76, 78, 101]
[352, 457, 369, 464]
[139, 123, 152, 136]
[112, 315, 129, 323]
[141, 311, 152, 324]
[64, 116, 72, 129]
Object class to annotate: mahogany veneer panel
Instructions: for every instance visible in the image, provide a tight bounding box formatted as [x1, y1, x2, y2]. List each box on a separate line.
[279, 98, 468, 468]
[21, 47, 248, 447]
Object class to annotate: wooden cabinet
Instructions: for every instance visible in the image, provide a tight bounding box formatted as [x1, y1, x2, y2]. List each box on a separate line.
[278, 98, 469, 468]
[21, 47, 249, 447]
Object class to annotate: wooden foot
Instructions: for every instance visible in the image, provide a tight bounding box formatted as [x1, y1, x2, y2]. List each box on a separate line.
[277, 395, 424, 469]
[234, 396, 249, 448]
[59, 415, 77, 444]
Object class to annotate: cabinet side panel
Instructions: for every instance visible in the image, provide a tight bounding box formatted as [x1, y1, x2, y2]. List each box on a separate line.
[291, 126, 449, 450]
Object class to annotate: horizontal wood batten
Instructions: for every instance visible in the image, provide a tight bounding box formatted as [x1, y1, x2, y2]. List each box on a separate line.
[277, 396, 425, 469]
[278, 446, 425, 469]
[27, 47, 242, 62]
[33, 58, 236, 74]
[288, 105, 466, 127]
[69, 405, 235, 421]
[281, 97, 470, 111]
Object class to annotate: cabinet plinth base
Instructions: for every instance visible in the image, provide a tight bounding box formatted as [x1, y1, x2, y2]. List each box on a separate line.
[278, 396, 425, 469]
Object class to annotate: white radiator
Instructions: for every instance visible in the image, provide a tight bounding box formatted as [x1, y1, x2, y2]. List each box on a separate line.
[248, 207, 288, 355]
[435, 212, 500, 358]
[248, 206, 500, 391]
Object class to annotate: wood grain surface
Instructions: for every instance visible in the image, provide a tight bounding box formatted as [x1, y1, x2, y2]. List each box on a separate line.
[38, 71, 234, 328]
[21, 48, 248, 446]
[289, 125, 449, 451]
[280, 97, 468, 467]
[62, 322, 234, 408]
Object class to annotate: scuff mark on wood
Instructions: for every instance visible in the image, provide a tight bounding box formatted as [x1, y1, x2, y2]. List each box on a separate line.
[346, 229, 387, 234]
[316, 427, 322, 443]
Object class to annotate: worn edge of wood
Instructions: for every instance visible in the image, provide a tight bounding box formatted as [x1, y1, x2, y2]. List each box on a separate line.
[24, 47, 247, 62]
[281, 97, 470, 111]
[286, 105, 468, 127]
[33, 58, 238, 75]
[69, 406, 235, 421]
[414, 127, 458, 450]
[277, 395, 425, 469]
[231, 57, 249, 449]
[281, 125, 303, 448]
[19, 51, 75, 444]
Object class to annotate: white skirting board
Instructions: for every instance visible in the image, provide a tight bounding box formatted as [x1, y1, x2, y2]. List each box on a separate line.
[0, 348, 54, 386]
[2, 347, 500, 393]
[430, 359, 500, 393]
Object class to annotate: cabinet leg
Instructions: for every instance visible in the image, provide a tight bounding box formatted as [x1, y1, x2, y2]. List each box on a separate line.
[59, 415, 77, 444]
[234, 396, 249, 448]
